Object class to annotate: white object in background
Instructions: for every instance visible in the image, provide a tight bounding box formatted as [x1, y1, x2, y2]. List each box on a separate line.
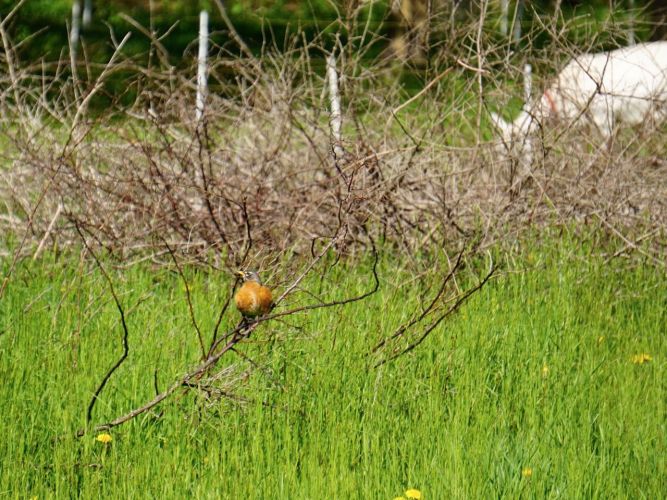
[627, 0, 636, 45]
[70, 0, 81, 58]
[500, 0, 509, 37]
[491, 42, 667, 154]
[512, 0, 524, 45]
[520, 63, 534, 166]
[523, 63, 532, 104]
[83, 0, 92, 27]
[196, 10, 209, 123]
[326, 53, 345, 160]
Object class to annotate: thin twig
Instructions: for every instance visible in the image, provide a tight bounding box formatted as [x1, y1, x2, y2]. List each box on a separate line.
[85, 235, 380, 433]
[33, 203, 62, 261]
[74, 222, 131, 425]
[91, 327, 246, 432]
[391, 67, 453, 117]
[375, 256, 496, 367]
[162, 238, 207, 359]
[371, 248, 465, 353]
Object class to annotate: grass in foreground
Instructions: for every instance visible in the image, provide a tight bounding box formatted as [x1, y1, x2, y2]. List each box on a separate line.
[0, 238, 664, 498]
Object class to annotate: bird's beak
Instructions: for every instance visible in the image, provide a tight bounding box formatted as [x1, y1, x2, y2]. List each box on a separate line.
[235, 270, 245, 278]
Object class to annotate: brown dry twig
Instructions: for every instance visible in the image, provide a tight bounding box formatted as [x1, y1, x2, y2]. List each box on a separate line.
[373, 250, 496, 367]
[86, 230, 380, 433]
[73, 221, 131, 426]
[162, 237, 207, 359]
[0, 1, 664, 435]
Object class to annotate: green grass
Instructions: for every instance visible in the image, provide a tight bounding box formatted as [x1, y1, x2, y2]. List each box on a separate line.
[0, 238, 664, 498]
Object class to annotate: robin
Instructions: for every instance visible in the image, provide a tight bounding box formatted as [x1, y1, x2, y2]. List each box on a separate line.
[234, 270, 273, 318]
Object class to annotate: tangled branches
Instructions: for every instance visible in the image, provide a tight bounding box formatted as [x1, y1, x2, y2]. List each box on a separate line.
[1, 2, 665, 433]
[1, 5, 666, 265]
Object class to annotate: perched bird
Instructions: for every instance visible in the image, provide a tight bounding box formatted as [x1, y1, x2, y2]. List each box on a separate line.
[234, 270, 273, 318]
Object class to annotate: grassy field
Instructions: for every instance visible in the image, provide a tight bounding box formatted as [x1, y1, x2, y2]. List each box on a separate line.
[0, 236, 664, 498]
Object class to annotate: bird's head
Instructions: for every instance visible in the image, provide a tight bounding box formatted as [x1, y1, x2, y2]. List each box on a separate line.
[235, 269, 262, 284]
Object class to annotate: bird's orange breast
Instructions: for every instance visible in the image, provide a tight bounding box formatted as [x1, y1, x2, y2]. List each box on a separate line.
[235, 281, 273, 317]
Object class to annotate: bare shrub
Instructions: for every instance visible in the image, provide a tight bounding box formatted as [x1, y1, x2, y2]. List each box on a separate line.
[0, 2, 665, 430]
[1, 3, 665, 265]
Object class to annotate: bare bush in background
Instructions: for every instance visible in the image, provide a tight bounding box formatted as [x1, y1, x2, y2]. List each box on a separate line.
[1, 1, 665, 267]
[1, 0, 665, 430]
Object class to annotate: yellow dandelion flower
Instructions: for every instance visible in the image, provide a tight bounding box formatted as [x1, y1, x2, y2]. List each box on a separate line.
[96, 433, 112, 444]
[522, 467, 533, 478]
[405, 489, 422, 499]
[631, 353, 652, 365]
[541, 364, 549, 377]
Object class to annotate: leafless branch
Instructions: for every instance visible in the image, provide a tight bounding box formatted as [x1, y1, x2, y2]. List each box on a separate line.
[162, 238, 207, 359]
[73, 222, 131, 425]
